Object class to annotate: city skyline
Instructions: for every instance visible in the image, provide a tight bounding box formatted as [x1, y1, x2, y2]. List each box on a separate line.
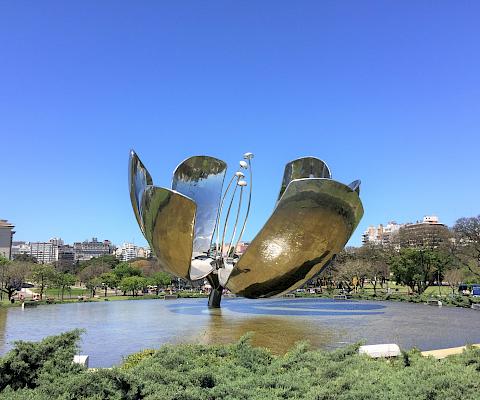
[1, 2, 479, 247]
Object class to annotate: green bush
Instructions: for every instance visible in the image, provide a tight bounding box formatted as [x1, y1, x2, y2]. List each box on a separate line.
[1, 331, 480, 399]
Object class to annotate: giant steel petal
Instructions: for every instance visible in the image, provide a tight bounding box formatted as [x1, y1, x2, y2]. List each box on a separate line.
[226, 178, 364, 298]
[277, 157, 332, 201]
[172, 156, 227, 280]
[140, 185, 196, 279]
[128, 150, 153, 235]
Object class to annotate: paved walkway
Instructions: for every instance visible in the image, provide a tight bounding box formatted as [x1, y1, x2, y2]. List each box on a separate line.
[421, 344, 480, 359]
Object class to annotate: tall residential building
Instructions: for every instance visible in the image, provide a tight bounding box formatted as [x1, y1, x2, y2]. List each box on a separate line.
[398, 216, 449, 248]
[115, 243, 151, 262]
[0, 220, 15, 260]
[73, 238, 113, 262]
[362, 221, 403, 246]
[362, 215, 448, 248]
[29, 240, 59, 264]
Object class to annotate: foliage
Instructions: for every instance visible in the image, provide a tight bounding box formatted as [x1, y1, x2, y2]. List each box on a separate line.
[389, 248, 451, 294]
[51, 272, 76, 300]
[114, 262, 143, 280]
[149, 272, 172, 295]
[453, 215, 480, 278]
[0, 329, 83, 391]
[12, 253, 38, 263]
[119, 276, 148, 296]
[1, 331, 480, 399]
[0, 260, 32, 301]
[29, 265, 57, 300]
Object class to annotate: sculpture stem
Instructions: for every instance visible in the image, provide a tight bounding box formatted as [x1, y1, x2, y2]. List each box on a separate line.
[206, 273, 223, 308]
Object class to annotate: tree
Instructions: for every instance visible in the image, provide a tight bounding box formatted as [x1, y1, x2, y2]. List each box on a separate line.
[113, 262, 143, 280]
[12, 253, 38, 263]
[29, 265, 56, 300]
[99, 272, 119, 297]
[149, 272, 172, 295]
[52, 272, 76, 300]
[85, 277, 102, 296]
[356, 244, 390, 293]
[119, 276, 148, 296]
[445, 269, 464, 295]
[453, 216, 480, 278]
[0, 260, 31, 301]
[388, 248, 451, 294]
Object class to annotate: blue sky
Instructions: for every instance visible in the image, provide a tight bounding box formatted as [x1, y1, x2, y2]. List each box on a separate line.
[1, 1, 479, 247]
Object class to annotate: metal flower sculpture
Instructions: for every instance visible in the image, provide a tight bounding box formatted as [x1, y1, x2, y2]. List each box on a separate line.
[129, 150, 363, 308]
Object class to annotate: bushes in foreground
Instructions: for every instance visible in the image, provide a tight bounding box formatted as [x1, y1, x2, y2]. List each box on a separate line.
[0, 331, 480, 399]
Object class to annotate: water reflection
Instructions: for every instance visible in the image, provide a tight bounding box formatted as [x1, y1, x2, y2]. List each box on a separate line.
[0, 298, 479, 368]
[181, 309, 338, 354]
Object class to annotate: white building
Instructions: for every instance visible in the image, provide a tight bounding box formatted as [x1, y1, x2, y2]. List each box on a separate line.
[115, 243, 151, 262]
[29, 240, 59, 264]
[362, 221, 403, 246]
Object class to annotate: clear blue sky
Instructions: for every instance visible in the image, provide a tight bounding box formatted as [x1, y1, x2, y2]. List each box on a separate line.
[1, 1, 479, 247]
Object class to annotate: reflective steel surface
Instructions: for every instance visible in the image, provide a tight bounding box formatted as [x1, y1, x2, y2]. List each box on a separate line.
[278, 157, 332, 201]
[129, 151, 196, 279]
[128, 151, 364, 304]
[141, 186, 196, 279]
[172, 156, 227, 280]
[128, 150, 153, 235]
[226, 178, 364, 298]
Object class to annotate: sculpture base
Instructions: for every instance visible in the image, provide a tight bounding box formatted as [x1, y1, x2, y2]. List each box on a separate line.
[208, 287, 223, 308]
[207, 274, 223, 308]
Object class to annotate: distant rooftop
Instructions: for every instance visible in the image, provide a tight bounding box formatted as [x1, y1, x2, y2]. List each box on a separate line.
[0, 219, 14, 228]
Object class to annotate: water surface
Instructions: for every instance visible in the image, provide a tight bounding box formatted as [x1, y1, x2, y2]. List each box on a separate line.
[0, 298, 479, 367]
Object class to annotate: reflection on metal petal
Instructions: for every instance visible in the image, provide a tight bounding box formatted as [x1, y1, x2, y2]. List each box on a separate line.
[278, 157, 331, 201]
[226, 178, 364, 298]
[140, 185, 196, 279]
[128, 150, 153, 235]
[172, 156, 227, 280]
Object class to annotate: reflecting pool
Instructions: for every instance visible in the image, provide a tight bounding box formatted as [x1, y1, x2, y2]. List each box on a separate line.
[1, 298, 479, 367]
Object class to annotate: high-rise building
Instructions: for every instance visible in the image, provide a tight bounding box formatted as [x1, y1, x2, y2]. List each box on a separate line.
[362, 215, 449, 248]
[0, 220, 15, 260]
[362, 221, 402, 246]
[115, 243, 151, 262]
[29, 240, 59, 264]
[73, 238, 113, 261]
[398, 216, 449, 248]
[58, 244, 75, 266]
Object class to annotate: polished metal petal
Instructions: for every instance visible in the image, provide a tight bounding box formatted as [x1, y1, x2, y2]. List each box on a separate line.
[226, 178, 364, 298]
[172, 156, 227, 280]
[278, 157, 331, 201]
[140, 185, 196, 279]
[128, 150, 153, 235]
[348, 180, 361, 195]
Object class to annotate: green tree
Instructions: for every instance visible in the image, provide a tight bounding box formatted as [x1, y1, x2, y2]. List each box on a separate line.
[85, 277, 102, 297]
[114, 262, 142, 280]
[29, 265, 56, 300]
[99, 272, 119, 297]
[389, 248, 451, 294]
[52, 272, 76, 301]
[149, 272, 172, 295]
[119, 276, 147, 296]
[12, 253, 37, 263]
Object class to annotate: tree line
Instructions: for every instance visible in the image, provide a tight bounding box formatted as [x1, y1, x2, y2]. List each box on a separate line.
[0, 253, 172, 302]
[323, 215, 480, 295]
